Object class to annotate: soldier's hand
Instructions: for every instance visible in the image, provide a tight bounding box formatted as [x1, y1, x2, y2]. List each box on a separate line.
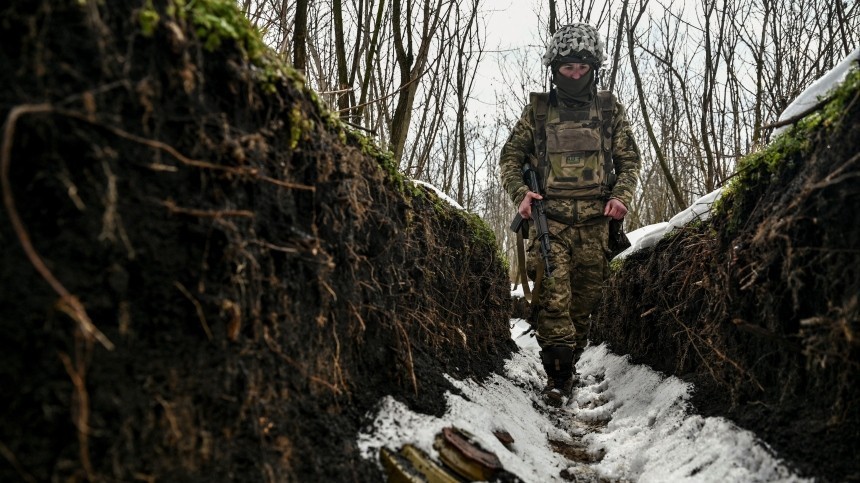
[604, 198, 628, 220]
[518, 191, 543, 219]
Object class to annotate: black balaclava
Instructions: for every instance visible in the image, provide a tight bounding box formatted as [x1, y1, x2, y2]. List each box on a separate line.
[552, 67, 595, 107]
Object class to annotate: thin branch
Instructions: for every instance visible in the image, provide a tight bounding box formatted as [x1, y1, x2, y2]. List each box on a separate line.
[336, 66, 430, 113]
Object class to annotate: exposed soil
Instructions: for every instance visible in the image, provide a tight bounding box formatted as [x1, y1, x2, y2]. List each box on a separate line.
[4, 2, 857, 482]
[0, 1, 512, 481]
[593, 73, 860, 481]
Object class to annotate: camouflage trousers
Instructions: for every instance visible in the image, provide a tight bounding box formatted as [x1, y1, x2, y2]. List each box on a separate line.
[527, 217, 610, 351]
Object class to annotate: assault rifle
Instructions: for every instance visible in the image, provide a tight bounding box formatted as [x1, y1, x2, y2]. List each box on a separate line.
[510, 163, 554, 277]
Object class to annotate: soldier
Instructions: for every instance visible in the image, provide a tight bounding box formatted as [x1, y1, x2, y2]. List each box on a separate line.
[500, 23, 641, 407]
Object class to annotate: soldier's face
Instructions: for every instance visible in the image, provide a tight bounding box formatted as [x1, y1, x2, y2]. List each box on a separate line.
[558, 63, 591, 80]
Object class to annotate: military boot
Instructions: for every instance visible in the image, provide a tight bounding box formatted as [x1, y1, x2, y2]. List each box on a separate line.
[540, 345, 576, 407]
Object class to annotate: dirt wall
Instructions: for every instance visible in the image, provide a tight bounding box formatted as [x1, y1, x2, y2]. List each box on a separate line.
[0, 1, 513, 481]
[593, 69, 860, 482]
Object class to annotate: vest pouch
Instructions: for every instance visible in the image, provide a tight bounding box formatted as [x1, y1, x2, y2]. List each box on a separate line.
[544, 122, 605, 199]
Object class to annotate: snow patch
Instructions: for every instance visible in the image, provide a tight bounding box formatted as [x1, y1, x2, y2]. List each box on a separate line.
[357, 338, 809, 482]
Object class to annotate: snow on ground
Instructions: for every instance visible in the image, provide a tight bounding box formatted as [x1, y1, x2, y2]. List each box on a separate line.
[357, 312, 810, 482]
[411, 179, 466, 210]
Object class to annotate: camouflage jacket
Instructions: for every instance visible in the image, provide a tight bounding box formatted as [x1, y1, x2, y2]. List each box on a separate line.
[500, 90, 641, 224]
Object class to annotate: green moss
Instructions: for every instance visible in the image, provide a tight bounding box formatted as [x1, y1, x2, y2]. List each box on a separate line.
[151, 0, 507, 231]
[164, 0, 416, 193]
[305, 89, 348, 132]
[138, 0, 160, 37]
[405, 180, 425, 200]
[714, 67, 860, 237]
[462, 212, 498, 251]
[165, 0, 184, 18]
[415, 186, 449, 217]
[818, 65, 860, 128]
[185, 0, 262, 55]
[399, 180, 503, 263]
[134, 0, 292, 94]
[714, 140, 798, 237]
[287, 106, 313, 150]
[344, 129, 417, 196]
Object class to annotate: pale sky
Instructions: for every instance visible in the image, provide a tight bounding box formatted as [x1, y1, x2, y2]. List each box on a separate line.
[473, 0, 546, 112]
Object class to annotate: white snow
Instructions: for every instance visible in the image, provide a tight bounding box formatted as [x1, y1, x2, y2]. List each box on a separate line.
[773, 46, 860, 138]
[615, 187, 723, 260]
[411, 179, 466, 210]
[356, 310, 810, 482]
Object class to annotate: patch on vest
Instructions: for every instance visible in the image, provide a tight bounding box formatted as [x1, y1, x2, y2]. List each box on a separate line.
[582, 168, 595, 181]
[565, 154, 585, 166]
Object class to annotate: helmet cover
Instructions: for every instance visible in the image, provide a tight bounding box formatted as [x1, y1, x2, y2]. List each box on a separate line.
[542, 23, 606, 67]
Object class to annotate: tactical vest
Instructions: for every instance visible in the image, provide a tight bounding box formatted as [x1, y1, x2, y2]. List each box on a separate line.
[529, 91, 616, 200]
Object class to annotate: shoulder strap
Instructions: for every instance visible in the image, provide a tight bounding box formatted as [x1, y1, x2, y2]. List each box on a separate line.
[529, 92, 550, 169]
[596, 90, 616, 188]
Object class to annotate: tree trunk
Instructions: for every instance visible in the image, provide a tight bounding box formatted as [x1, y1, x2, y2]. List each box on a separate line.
[293, 0, 309, 73]
[626, 9, 686, 211]
[333, 0, 351, 114]
[390, 0, 446, 163]
[356, 0, 386, 122]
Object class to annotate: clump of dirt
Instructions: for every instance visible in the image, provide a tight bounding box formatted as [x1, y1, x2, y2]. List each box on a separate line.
[593, 69, 860, 481]
[0, 1, 513, 481]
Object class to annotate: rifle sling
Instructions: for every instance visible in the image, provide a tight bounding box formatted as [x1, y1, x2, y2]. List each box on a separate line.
[533, 256, 545, 306]
[514, 225, 546, 308]
[515, 229, 532, 302]
[514, 225, 548, 309]
[597, 90, 616, 189]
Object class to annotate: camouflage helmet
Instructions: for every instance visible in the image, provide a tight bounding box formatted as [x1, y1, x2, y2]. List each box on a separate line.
[541, 23, 606, 67]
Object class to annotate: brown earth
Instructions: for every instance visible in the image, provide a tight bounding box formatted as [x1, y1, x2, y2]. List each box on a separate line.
[0, 1, 512, 481]
[593, 70, 860, 482]
[5, 2, 857, 483]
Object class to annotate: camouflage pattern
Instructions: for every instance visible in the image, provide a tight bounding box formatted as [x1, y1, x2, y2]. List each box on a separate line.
[526, 217, 609, 349]
[500, 91, 641, 350]
[500, 93, 641, 211]
[543, 100, 609, 205]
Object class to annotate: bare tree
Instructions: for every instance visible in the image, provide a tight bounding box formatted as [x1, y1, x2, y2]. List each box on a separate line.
[354, 1, 387, 122]
[241, 0, 860, 268]
[390, 0, 451, 162]
[626, 1, 686, 211]
[452, 0, 483, 204]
